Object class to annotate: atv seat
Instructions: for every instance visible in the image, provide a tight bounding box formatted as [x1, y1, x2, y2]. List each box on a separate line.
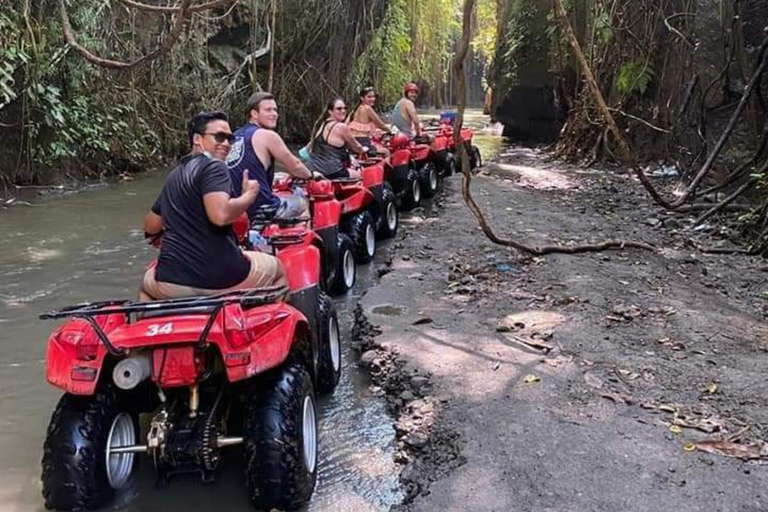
[331, 177, 363, 184]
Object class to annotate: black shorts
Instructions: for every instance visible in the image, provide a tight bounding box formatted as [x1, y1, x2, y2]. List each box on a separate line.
[325, 168, 350, 179]
[355, 137, 378, 157]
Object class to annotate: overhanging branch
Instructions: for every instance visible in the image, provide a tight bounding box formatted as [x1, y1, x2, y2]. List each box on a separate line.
[60, 0, 239, 69]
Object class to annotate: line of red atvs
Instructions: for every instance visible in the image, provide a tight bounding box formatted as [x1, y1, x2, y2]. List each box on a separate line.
[38, 120, 482, 511]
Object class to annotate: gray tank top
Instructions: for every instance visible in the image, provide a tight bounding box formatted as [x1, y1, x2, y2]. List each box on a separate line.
[391, 98, 414, 137]
[307, 121, 350, 178]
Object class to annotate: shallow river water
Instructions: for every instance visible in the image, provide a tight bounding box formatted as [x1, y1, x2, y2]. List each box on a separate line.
[0, 111, 500, 512]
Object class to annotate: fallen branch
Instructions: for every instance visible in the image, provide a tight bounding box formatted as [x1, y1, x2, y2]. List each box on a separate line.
[693, 178, 757, 227]
[451, 0, 654, 257]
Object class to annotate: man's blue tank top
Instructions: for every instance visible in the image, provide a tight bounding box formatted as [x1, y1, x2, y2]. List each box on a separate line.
[226, 123, 280, 218]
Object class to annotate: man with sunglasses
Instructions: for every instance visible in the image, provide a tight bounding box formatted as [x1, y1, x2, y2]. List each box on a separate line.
[140, 111, 285, 301]
[227, 92, 313, 222]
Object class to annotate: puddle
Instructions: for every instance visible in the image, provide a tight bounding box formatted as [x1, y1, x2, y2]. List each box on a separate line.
[371, 305, 405, 317]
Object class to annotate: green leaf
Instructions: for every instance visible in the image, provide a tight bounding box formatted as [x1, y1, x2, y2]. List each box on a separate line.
[616, 61, 654, 95]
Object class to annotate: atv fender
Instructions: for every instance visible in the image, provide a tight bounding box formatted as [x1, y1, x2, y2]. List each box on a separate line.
[339, 188, 375, 216]
[390, 149, 411, 168]
[362, 163, 385, 188]
[277, 242, 322, 293]
[220, 303, 313, 383]
[45, 318, 117, 395]
[311, 198, 342, 231]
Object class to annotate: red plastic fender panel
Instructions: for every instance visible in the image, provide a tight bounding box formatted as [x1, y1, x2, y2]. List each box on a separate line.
[311, 196, 342, 230]
[362, 163, 385, 188]
[277, 242, 321, 292]
[220, 303, 309, 382]
[390, 149, 411, 168]
[45, 315, 122, 395]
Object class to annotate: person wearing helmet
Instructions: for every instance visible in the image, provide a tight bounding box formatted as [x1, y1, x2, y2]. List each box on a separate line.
[391, 82, 424, 139]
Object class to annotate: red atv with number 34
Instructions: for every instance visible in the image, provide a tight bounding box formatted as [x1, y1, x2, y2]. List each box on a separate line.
[39, 228, 340, 511]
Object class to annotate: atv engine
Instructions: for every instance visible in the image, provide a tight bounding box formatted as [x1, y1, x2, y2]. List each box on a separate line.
[149, 386, 229, 484]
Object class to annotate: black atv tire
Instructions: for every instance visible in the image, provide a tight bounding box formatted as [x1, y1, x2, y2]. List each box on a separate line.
[42, 388, 138, 511]
[244, 363, 317, 511]
[330, 233, 356, 294]
[401, 166, 421, 211]
[316, 292, 341, 394]
[418, 162, 440, 198]
[470, 145, 482, 170]
[345, 210, 375, 264]
[377, 182, 399, 239]
[444, 154, 457, 177]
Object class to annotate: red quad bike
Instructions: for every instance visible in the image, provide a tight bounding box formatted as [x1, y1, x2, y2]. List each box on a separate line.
[376, 132, 422, 210]
[271, 179, 357, 294]
[409, 133, 442, 200]
[352, 154, 399, 240]
[425, 121, 458, 177]
[39, 234, 342, 511]
[426, 119, 482, 173]
[305, 176, 378, 265]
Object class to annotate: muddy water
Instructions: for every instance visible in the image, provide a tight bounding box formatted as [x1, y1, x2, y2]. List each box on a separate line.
[0, 174, 401, 512]
[0, 109, 501, 512]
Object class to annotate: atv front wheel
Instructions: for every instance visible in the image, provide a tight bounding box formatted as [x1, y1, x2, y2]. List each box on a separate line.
[401, 167, 421, 210]
[330, 233, 356, 294]
[345, 210, 376, 263]
[419, 162, 440, 198]
[42, 388, 138, 511]
[316, 292, 341, 394]
[244, 364, 317, 511]
[377, 182, 399, 239]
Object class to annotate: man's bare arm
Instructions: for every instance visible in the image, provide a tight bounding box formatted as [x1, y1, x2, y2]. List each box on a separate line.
[143, 211, 163, 235]
[267, 131, 312, 179]
[406, 101, 422, 136]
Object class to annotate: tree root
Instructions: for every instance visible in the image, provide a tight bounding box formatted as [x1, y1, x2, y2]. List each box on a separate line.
[451, 0, 655, 257]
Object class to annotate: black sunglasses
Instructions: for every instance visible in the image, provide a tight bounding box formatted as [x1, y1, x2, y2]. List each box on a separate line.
[333, 106, 347, 111]
[203, 132, 235, 144]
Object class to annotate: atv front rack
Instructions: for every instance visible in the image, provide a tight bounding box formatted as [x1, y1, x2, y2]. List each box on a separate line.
[40, 286, 290, 356]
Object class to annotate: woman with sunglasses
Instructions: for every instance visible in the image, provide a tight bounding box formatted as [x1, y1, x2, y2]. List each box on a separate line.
[347, 86, 389, 155]
[306, 98, 367, 179]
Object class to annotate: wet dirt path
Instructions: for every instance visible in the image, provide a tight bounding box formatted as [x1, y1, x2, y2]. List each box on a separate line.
[0, 173, 402, 512]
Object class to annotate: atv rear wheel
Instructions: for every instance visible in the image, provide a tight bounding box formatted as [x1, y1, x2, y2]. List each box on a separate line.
[419, 162, 440, 198]
[444, 154, 456, 177]
[244, 364, 317, 511]
[345, 210, 375, 263]
[377, 182, 399, 239]
[316, 293, 342, 394]
[42, 388, 138, 512]
[401, 167, 421, 210]
[470, 145, 482, 170]
[330, 233, 356, 294]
